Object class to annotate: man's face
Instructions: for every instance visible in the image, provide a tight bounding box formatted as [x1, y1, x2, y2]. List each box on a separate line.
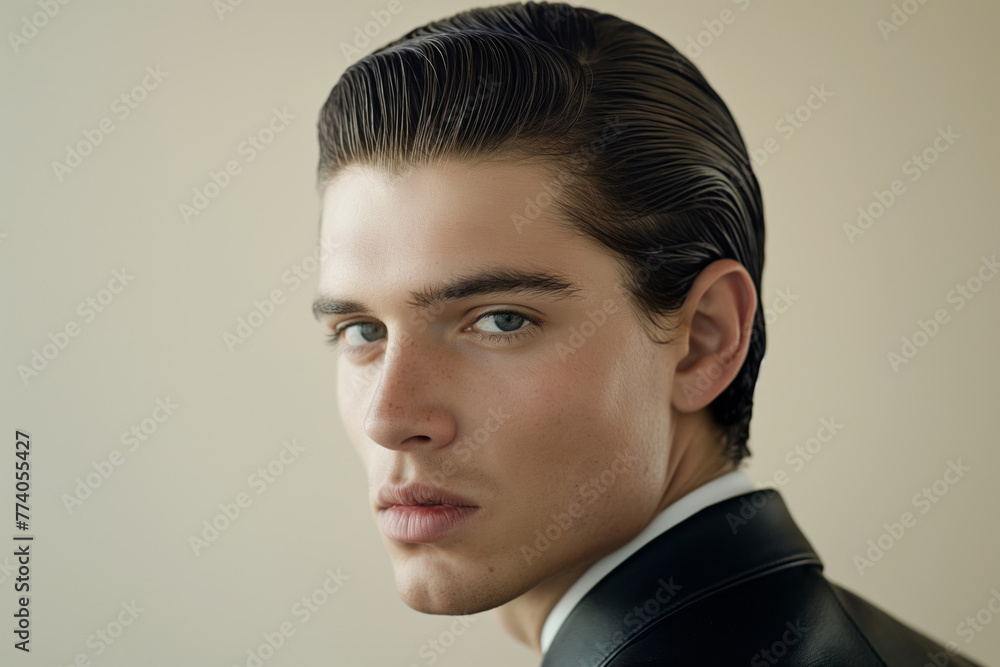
[315, 158, 681, 615]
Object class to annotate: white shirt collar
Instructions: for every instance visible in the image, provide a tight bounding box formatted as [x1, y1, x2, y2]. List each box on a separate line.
[539, 468, 757, 654]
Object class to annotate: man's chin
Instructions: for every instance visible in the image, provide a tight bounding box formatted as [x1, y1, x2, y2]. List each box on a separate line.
[397, 585, 502, 616]
[393, 562, 517, 616]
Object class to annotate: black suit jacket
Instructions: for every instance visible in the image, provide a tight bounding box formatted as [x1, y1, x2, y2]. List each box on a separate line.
[540, 488, 986, 666]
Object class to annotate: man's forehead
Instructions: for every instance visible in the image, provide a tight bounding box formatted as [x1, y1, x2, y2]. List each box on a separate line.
[318, 159, 562, 230]
[316, 160, 586, 276]
[309, 158, 632, 324]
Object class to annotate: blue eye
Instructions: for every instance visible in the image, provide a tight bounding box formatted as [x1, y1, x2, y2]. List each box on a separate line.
[343, 322, 387, 346]
[324, 309, 541, 351]
[471, 310, 541, 345]
[477, 311, 529, 333]
[325, 321, 386, 350]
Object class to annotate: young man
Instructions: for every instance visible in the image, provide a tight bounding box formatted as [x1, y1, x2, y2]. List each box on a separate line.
[311, 3, 984, 665]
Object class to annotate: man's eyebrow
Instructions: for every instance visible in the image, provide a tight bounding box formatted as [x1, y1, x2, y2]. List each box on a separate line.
[312, 266, 585, 321]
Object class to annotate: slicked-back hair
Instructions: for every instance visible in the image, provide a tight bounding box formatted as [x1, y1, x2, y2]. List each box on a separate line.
[317, 1, 766, 465]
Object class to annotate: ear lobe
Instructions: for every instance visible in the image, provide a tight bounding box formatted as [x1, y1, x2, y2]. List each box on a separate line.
[672, 259, 757, 413]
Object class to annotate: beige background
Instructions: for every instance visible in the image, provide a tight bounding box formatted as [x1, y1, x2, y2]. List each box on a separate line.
[2, 0, 998, 665]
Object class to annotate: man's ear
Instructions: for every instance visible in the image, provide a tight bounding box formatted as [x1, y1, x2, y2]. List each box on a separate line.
[671, 259, 757, 413]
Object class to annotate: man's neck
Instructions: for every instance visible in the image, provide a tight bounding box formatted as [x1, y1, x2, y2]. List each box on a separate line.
[492, 416, 735, 654]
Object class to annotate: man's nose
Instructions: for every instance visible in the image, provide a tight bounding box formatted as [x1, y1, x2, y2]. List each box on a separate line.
[362, 340, 457, 452]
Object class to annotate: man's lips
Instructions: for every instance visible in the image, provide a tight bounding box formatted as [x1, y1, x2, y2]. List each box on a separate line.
[375, 482, 480, 543]
[376, 481, 478, 511]
[378, 504, 481, 543]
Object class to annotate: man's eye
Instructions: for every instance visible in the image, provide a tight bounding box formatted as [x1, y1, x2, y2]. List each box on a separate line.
[325, 309, 541, 351]
[470, 309, 541, 344]
[475, 311, 530, 333]
[341, 322, 387, 346]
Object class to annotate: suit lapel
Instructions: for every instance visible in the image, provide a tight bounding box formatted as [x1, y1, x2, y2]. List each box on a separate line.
[541, 489, 822, 667]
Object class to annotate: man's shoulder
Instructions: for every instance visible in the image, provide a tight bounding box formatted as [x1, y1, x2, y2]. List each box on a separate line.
[609, 563, 979, 666]
[542, 490, 984, 667]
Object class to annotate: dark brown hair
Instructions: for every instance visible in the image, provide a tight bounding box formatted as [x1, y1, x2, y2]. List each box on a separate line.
[316, 1, 766, 465]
